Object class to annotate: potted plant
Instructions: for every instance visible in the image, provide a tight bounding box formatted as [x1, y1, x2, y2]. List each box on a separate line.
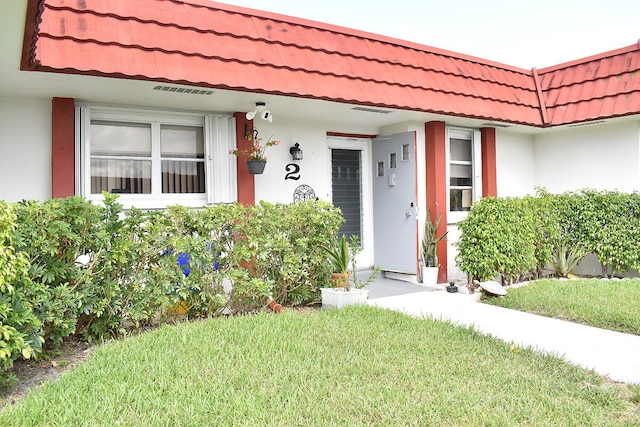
[229, 128, 280, 174]
[421, 210, 448, 285]
[320, 235, 373, 308]
[323, 234, 351, 289]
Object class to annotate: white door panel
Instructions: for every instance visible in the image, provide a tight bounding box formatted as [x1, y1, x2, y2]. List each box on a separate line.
[372, 132, 418, 274]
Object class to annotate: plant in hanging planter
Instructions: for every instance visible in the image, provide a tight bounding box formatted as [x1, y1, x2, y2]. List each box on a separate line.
[229, 128, 280, 174]
[421, 209, 448, 284]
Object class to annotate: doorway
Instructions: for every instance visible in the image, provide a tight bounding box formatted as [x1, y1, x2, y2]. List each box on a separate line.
[328, 137, 373, 268]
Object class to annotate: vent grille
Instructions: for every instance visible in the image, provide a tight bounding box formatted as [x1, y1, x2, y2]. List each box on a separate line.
[351, 106, 392, 114]
[480, 122, 511, 128]
[153, 85, 214, 95]
[567, 120, 605, 128]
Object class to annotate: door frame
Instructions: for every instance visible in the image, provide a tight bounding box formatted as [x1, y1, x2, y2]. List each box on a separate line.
[327, 136, 374, 268]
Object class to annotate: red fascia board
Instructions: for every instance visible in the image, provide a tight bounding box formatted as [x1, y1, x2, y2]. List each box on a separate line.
[20, 0, 44, 70]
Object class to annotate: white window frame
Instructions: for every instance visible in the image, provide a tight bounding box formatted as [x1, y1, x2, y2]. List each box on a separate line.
[75, 105, 237, 209]
[446, 127, 482, 223]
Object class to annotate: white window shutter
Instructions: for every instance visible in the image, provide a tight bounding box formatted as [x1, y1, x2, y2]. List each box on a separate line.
[473, 129, 482, 202]
[205, 115, 237, 204]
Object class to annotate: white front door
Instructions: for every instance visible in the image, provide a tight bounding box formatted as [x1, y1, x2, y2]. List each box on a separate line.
[372, 132, 418, 274]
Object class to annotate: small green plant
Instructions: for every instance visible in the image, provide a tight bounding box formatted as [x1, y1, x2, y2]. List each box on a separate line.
[322, 235, 352, 275]
[551, 245, 586, 277]
[321, 235, 380, 291]
[346, 237, 381, 289]
[322, 235, 354, 290]
[421, 210, 448, 267]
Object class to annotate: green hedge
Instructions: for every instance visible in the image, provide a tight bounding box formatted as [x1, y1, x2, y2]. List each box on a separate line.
[0, 195, 343, 382]
[456, 190, 640, 282]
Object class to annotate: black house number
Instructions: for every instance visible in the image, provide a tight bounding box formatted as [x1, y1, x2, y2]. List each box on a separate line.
[285, 163, 300, 180]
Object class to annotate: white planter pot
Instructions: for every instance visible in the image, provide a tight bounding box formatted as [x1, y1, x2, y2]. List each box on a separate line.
[320, 288, 369, 309]
[422, 265, 439, 285]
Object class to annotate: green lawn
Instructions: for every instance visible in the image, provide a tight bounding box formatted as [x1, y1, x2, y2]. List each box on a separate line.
[1, 306, 638, 426]
[484, 278, 640, 335]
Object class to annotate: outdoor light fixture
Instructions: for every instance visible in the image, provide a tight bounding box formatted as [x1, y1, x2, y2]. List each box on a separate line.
[289, 142, 303, 161]
[245, 102, 272, 123]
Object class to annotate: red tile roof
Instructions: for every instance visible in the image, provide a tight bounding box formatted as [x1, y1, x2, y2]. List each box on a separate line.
[537, 45, 640, 125]
[22, 0, 640, 127]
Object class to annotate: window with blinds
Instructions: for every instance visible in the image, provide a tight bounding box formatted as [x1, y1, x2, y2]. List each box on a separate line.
[160, 125, 205, 194]
[447, 128, 481, 221]
[449, 136, 473, 212]
[331, 149, 362, 240]
[78, 105, 237, 209]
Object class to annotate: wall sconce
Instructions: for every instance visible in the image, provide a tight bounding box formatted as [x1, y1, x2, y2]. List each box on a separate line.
[289, 142, 303, 161]
[245, 102, 272, 123]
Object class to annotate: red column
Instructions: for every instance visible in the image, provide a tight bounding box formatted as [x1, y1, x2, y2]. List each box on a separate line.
[51, 97, 75, 199]
[425, 121, 448, 283]
[234, 112, 255, 205]
[480, 127, 497, 198]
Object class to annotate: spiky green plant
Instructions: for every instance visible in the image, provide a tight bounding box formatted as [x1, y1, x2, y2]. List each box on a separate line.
[551, 245, 586, 277]
[421, 210, 448, 267]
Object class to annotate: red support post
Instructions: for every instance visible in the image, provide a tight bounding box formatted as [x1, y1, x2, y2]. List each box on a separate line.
[425, 121, 448, 283]
[51, 97, 75, 199]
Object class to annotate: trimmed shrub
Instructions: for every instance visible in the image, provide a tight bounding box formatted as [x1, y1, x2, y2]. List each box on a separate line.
[0, 202, 41, 378]
[164, 200, 343, 311]
[456, 197, 536, 283]
[0, 195, 343, 383]
[456, 189, 640, 282]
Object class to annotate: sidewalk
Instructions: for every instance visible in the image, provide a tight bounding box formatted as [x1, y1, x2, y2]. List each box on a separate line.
[364, 277, 640, 385]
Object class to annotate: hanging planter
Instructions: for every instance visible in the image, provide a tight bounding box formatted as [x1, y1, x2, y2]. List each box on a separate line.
[247, 159, 267, 174]
[229, 128, 280, 175]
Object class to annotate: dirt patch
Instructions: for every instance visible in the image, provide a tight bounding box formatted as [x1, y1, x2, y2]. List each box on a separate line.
[1, 339, 96, 409]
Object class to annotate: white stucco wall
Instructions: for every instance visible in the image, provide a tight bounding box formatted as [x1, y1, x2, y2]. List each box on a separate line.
[0, 97, 51, 202]
[534, 119, 640, 193]
[495, 130, 535, 197]
[251, 119, 334, 204]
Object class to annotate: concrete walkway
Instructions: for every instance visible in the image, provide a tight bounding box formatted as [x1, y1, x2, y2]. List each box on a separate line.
[364, 276, 640, 385]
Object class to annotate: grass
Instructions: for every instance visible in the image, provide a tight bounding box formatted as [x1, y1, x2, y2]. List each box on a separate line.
[1, 306, 638, 426]
[484, 278, 640, 335]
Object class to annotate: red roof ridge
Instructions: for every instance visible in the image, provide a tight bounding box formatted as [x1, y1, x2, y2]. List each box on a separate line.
[174, 0, 533, 76]
[537, 42, 640, 74]
[531, 68, 549, 125]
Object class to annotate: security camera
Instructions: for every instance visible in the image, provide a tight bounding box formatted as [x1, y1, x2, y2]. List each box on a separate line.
[261, 110, 272, 123]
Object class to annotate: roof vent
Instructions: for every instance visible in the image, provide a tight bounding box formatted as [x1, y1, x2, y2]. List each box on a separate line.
[481, 122, 511, 128]
[153, 85, 214, 96]
[567, 120, 605, 128]
[351, 106, 393, 114]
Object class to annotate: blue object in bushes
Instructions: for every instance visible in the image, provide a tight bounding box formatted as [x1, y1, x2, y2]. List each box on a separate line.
[162, 247, 219, 278]
[177, 252, 191, 276]
[175, 251, 219, 277]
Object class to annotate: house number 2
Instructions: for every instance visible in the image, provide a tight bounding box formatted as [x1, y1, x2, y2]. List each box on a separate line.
[285, 163, 301, 180]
